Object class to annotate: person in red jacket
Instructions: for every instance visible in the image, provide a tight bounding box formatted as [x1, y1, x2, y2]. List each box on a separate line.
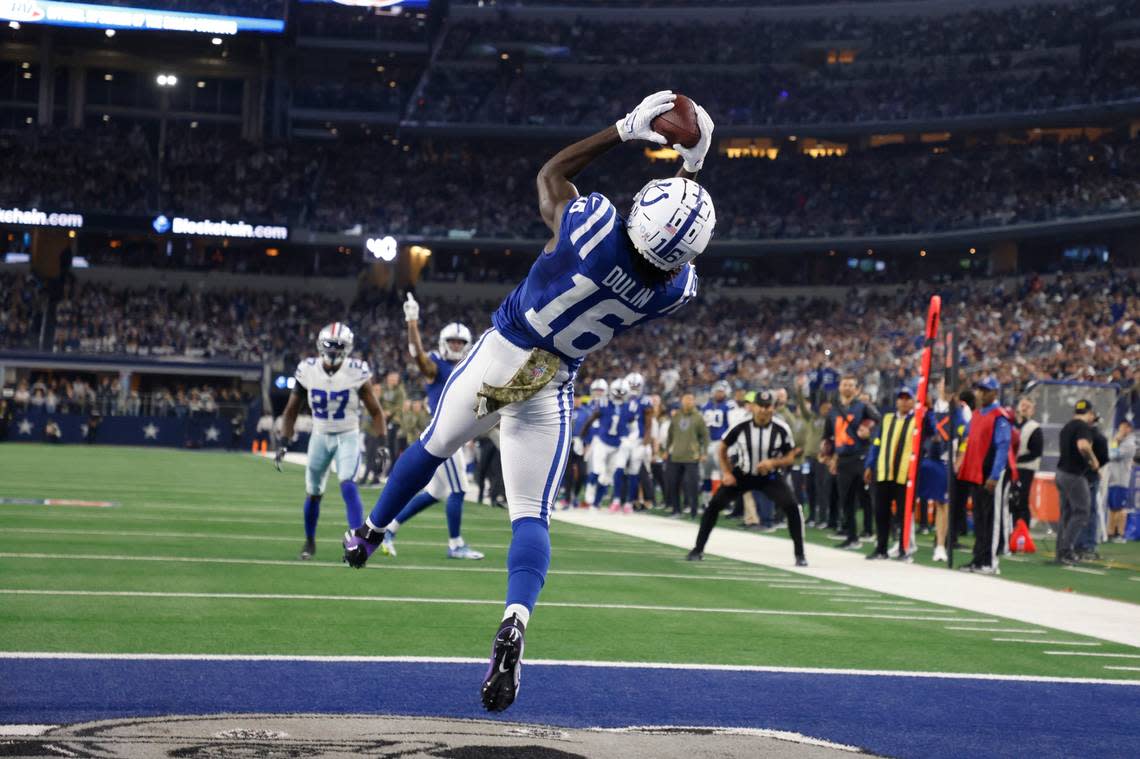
[956, 376, 1014, 575]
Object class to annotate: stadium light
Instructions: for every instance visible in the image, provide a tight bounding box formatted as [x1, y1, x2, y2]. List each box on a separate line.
[105, 29, 115, 37]
[8, 21, 19, 30]
[156, 74, 178, 87]
[365, 236, 398, 262]
[211, 37, 223, 45]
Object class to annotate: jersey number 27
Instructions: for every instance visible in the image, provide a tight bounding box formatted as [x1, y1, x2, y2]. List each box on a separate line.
[311, 389, 349, 420]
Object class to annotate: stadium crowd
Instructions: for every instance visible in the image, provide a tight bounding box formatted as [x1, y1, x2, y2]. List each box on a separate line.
[4, 267, 1137, 410]
[3, 373, 246, 419]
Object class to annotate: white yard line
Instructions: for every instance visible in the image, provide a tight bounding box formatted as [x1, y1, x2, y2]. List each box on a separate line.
[1104, 665, 1140, 672]
[1042, 651, 1140, 659]
[830, 599, 915, 606]
[2, 528, 677, 557]
[991, 638, 1101, 646]
[0, 588, 997, 623]
[945, 627, 1048, 634]
[0, 552, 787, 585]
[1064, 566, 1108, 576]
[1, 651, 1137, 686]
[551, 510, 1140, 648]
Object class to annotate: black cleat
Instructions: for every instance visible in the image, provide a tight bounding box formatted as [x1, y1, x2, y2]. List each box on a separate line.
[481, 614, 525, 713]
[342, 526, 382, 568]
[299, 538, 316, 561]
[686, 549, 703, 561]
[795, 556, 809, 567]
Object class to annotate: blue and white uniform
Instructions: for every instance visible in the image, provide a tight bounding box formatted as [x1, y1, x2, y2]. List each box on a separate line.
[397, 192, 696, 523]
[590, 396, 630, 488]
[701, 397, 736, 481]
[423, 350, 469, 502]
[616, 394, 652, 477]
[294, 356, 371, 495]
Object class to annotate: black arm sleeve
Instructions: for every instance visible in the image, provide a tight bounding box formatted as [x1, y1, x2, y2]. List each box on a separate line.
[722, 421, 747, 448]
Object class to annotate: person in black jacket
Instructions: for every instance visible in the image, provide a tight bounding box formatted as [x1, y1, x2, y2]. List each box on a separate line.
[824, 375, 879, 549]
[688, 390, 807, 566]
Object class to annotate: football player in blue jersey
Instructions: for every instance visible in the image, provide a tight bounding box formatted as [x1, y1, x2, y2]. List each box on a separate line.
[371, 296, 484, 560]
[580, 378, 609, 508]
[617, 372, 654, 511]
[343, 90, 715, 712]
[277, 323, 386, 560]
[701, 380, 736, 497]
[579, 378, 632, 511]
[559, 391, 598, 510]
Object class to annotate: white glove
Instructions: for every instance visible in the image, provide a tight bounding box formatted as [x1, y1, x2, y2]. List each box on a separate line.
[615, 90, 676, 144]
[403, 293, 419, 323]
[572, 437, 584, 457]
[674, 103, 714, 173]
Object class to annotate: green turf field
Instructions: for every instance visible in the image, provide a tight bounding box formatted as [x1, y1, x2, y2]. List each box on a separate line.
[1, 444, 1137, 682]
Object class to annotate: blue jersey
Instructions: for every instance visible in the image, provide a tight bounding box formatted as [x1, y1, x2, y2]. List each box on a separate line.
[594, 398, 628, 447]
[624, 395, 652, 439]
[573, 405, 593, 443]
[492, 192, 698, 368]
[425, 351, 455, 415]
[702, 399, 734, 442]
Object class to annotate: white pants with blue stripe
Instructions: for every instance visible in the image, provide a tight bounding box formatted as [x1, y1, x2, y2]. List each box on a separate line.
[305, 430, 361, 496]
[420, 328, 574, 523]
[425, 446, 468, 501]
[589, 440, 622, 487]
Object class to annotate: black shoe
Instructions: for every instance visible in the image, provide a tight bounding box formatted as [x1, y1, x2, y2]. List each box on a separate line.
[342, 526, 381, 569]
[1077, 550, 1102, 562]
[1057, 552, 1079, 566]
[860, 530, 874, 539]
[299, 538, 316, 561]
[865, 551, 889, 560]
[481, 614, 526, 713]
[795, 556, 809, 567]
[686, 549, 703, 561]
[838, 538, 863, 550]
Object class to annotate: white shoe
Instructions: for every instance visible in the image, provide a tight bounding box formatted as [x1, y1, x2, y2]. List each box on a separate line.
[933, 546, 948, 562]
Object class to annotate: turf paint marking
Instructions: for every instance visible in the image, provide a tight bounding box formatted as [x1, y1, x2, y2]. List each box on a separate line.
[1064, 566, 1108, 576]
[0, 528, 679, 557]
[2, 651, 1138, 686]
[831, 598, 915, 606]
[0, 725, 57, 736]
[991, 638, 1101, 646]
[945, 627, 1048, 634]
[1104, 666, 1140, 672]
[0, 498, 116, 508]
[0, 552, 799, 586]
[0, 589, 1000, 623]
[1043, 651, 1140, 659]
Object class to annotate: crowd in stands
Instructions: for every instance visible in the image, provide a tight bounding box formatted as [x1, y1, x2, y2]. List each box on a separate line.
[3, 372, 247, 419]
[4, 267, 1137, 411]
[4, 123, 1138, 239]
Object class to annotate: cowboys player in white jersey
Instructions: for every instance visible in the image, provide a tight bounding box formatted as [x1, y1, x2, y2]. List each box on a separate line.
[277, 322, 385, 560]
[343, 90, 715, 712]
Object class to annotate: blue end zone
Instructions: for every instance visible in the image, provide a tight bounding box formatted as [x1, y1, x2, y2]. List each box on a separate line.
[2, 659, 1137, 758]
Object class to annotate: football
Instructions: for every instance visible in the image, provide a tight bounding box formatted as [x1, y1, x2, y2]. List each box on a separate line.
[651, 93, 701, 148]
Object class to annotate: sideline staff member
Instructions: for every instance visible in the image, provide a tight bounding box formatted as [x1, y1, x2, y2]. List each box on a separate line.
[688, 390, 807, 566]
[1055, 400, 1101, 565]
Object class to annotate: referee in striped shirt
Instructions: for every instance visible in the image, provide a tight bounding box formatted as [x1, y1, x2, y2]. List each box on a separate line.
[688, 390, 808, 566]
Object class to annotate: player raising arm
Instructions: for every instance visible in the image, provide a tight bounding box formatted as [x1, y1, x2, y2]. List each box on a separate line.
[277, 323, 385, 560]
[343, 91, 715, 713]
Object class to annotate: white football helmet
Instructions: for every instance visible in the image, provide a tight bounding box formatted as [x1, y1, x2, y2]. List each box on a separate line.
[712, 380, 730, 399]
[627, 177, 715, 271]
[590, 378, 609, 399]
[438, 322, 472, 362]
[625, 372, 645, 396]
[609, 377, 630, 403]
[317, 322, 354, 369]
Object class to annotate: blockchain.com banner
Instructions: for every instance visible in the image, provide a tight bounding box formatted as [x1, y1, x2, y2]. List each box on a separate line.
[0, 0, 286, 35]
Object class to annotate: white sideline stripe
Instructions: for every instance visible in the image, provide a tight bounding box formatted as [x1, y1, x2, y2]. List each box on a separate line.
[1043, 651, 1140, 659]
[1, 528, 677, 557]
[0, 725, 57, 736]
[992, 638, 1101, 646]
[831, 599, 915, 606]
[0, 552, 798, 586]
[551, 509, 1140, 648]
[593, 725, 862, 754]
[864, 606, 949, 613]
[1064, 566, 1108, 576]
[0, 589, 998, 623]
[1, 651, 1137, 686]
[946, 627, 1048, 634]
[1104, 666, 1140, 672]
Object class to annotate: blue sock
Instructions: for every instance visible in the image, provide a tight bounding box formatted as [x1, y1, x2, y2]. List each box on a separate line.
[339, 480, 364, 531]
[506, 517, 550, 613]
[627, 471, 640, 503]
[368, 440, 445, 529]
[612, 469, 625, 503]
[303, 494, 322, 540]
[445, 491, 464, 539]
[395, 491, 437, 525]
[594, 484, 608, 507]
